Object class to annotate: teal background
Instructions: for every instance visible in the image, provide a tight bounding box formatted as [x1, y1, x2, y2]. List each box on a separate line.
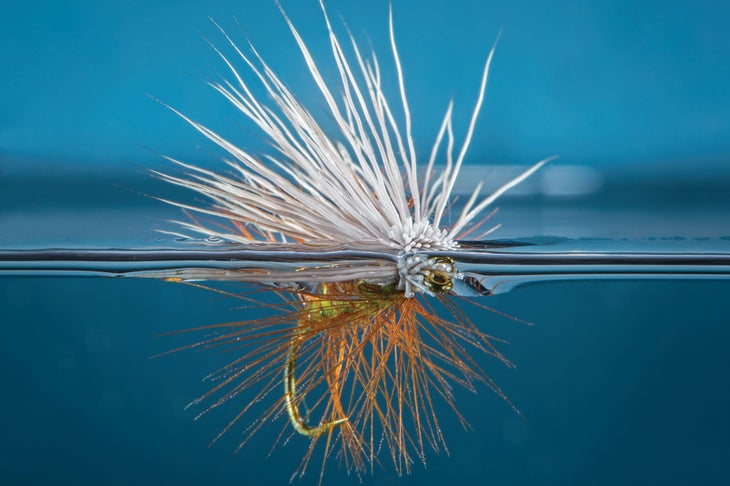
[1, 0, 730, 485]
[2, 0, 730, 168]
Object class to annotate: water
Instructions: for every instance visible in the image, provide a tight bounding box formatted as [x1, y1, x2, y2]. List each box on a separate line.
[2, 218, 730, 485]
[2, 159, 730, 485]
[2, 275, 729, 485]
[3, 150, 730, 486]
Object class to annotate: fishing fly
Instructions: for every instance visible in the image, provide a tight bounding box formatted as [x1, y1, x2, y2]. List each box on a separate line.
[154, 0, 549, 479]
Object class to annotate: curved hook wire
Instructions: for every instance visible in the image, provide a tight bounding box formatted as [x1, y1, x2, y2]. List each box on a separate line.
[284, 330, 348, 436]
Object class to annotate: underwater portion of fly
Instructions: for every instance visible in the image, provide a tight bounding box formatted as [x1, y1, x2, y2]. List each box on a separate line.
[155, 0, 549, 479]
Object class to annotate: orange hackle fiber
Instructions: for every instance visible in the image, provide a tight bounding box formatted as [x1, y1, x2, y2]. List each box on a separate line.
[173, 278, 515, 480]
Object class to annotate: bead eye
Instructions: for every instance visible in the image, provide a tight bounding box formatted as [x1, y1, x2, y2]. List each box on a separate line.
[424, 256, 455, 293]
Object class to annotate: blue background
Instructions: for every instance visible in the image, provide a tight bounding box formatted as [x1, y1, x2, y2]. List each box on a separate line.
[2, 0, 730, 168]
[1, 1, 730, 485]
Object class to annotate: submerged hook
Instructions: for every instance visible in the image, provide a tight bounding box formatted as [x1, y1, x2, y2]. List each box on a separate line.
[284, 331, 348, 436]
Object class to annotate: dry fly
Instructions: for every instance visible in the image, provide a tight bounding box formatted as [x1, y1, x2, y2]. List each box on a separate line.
[153, 0, 550, 481]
